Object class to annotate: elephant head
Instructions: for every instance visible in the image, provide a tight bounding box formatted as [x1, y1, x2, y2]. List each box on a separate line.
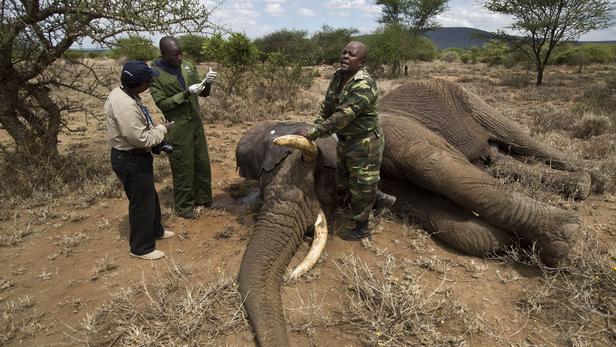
[236, 122, 337, 347]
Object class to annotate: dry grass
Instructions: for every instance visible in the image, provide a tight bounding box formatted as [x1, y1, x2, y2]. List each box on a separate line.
[68, 265, 248, 346]
[0, 222, 34, 246]
[335, 254, 482, 346]
[494, 227, 616, 346]
[90, 255, 118, 280]
[0, 150, 124, 209]
[0, 296, 44, 344]
[203, 65, 318, 124]
[54, 232, 89, 256]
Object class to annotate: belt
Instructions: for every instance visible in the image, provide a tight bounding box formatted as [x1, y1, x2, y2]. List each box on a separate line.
[111, 147, 150, 156]
[338, 129, 381, 143]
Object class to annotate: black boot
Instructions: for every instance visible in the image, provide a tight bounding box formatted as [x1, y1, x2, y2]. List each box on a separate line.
[373, 190, 397, 215]
[339, 220, 370, 241]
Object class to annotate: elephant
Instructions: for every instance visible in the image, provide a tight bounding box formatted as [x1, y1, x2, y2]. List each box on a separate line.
[235, 79, 591, 347]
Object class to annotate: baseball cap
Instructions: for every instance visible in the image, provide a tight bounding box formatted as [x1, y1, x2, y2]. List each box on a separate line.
[121, 60, 159, 85]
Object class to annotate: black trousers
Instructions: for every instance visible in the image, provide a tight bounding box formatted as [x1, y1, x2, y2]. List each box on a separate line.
[111, 148, 164, 255]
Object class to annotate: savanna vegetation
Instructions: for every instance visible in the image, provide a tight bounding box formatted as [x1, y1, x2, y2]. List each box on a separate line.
[0, 0, 615, 346]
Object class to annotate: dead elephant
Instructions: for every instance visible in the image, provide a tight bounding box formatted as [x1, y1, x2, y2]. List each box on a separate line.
[235, 79, 590, 346]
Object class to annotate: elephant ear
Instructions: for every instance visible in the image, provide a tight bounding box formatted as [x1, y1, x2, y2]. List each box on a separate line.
[236, 122, 337, 180]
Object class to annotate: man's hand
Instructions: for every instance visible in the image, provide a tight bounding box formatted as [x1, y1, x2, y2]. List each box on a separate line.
[205, 67, 217, 84]
[162, 121, 173, 131]
[188, 83, 204, 95]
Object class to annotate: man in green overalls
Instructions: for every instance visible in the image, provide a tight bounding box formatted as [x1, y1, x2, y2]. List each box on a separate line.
[150, 36, 217, 219]
[299, 41, 396, 241]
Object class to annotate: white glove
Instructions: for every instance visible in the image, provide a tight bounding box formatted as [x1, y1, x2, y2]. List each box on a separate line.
[188, 83, 204, 94]
[204, 67, 217, 83]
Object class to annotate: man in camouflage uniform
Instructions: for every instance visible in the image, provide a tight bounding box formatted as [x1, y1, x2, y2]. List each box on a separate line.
[150, 36, 217, 219]
[300, 41, 396, 240]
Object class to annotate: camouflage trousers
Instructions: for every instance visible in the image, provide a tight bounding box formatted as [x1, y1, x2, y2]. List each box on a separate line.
[336, 130, 384, 223]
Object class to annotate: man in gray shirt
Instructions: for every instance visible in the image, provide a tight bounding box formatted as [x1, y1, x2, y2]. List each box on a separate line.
[105, 61, 174, 260]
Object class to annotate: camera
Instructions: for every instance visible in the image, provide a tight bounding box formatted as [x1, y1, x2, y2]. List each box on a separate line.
[151, 140, 173, 155]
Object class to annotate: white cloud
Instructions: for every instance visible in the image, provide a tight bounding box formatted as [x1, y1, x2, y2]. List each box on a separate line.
[298, 8, 315, 17]
[437, 3, 513, 32]
[209, 1, 262, 35]
[326, 0, 380, 14]
[265, 3, 285, 16]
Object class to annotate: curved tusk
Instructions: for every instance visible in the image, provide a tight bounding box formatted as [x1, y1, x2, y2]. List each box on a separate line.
[273, 135, 318, 162]
[287, 209, 328, 281]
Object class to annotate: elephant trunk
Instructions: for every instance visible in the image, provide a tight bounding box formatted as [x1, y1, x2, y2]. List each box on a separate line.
[238, 152, 320, 347]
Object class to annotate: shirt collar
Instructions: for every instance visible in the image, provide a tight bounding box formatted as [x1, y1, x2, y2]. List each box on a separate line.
[334, 67, 367, 81]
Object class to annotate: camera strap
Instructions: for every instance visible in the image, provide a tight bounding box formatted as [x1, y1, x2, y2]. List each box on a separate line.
[120, 86, 154, 129]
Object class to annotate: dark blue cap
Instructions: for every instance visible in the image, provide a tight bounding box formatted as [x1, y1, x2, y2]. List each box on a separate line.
[121, 60, 159, 85]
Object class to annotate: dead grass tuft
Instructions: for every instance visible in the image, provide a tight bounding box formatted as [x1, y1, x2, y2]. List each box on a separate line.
[54, 232, 89, 256]
[0, 222, 34, 246]
[335, 254, 479, 346]
[69, 266, 248, 346]
[496, 228, 616, 345]
[90, 254, 118, 280]
[0, 296, 44, 344]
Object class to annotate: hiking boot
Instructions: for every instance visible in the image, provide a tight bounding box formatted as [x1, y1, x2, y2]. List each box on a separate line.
[177, 210, 197, 219]
[130, 249, 166, 260]
[373, 190, 396, 215]
[339, 220, 371, 241]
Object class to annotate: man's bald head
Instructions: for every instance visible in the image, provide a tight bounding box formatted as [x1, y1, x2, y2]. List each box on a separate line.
[160, 36, 182, 67]
[346, 41, 367, 62]
[340, 41, 368, 75]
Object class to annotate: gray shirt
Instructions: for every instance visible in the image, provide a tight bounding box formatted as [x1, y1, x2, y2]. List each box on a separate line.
[105, 87, 167, 151]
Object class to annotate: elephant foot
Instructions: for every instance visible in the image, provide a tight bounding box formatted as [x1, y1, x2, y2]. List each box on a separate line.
[535, 219, 580, 267]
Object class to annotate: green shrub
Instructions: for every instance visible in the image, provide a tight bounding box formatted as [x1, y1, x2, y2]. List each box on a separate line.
[110, 35, 157, 61]
[179, 34, 208, 63]
[63, 50, 85, 60]
[254, 29, 320, 64]
[440, 50, 460, 63]
[555, 44, 615, 67]
[479, 40, 510, 65]
[202, 32, 260, 93]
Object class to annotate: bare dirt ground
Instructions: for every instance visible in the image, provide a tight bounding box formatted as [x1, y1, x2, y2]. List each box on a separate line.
[1, 61, 615, 346]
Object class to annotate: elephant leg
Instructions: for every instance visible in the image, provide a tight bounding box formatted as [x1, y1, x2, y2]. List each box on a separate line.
[381, 176, 511, 256]
[489, 152, 591, 200]
[381, 115, 580, 266]
[465, 95, 580, 171]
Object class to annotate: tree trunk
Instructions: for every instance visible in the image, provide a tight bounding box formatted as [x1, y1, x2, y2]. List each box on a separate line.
[0, 79, 61, 160]
[536, 66, 544, 86]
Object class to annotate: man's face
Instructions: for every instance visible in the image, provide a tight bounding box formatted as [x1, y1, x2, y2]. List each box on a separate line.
[161, 43, 182, 67]
[339, 43, 365, 74]
[134, 81, 151, 95]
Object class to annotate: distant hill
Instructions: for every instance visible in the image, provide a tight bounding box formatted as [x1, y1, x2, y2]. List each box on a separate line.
[424, 27, 493, 49]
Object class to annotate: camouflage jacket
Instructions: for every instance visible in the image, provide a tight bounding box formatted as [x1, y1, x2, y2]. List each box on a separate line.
[306, 67, 379, 141]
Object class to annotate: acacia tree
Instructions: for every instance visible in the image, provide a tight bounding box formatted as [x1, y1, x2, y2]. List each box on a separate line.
[0, 0, 214, 161]
[376, 0, 448, 34]
[484, 0, 615, 86]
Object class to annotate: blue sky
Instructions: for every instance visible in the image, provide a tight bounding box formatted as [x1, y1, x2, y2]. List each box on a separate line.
[207, 0, 616, 41]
